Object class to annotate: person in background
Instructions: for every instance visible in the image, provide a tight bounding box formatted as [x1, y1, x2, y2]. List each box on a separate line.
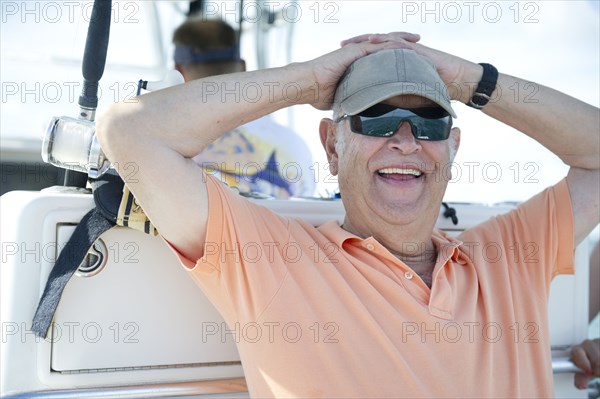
[173, 18, 315, 198]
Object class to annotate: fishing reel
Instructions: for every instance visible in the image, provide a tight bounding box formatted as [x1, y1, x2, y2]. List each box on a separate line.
[41, 70, 184, 180]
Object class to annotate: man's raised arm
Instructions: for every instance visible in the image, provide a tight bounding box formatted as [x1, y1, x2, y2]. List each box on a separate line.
[95, 37, 416, 261]
[478, 72, 599, 245]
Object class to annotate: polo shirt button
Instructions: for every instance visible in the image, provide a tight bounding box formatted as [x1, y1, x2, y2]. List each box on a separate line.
[366, 243, 375, 251]
[404, 272, 414, 280]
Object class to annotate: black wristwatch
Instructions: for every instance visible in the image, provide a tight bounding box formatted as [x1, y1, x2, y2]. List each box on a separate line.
[467, 63, 498, 110]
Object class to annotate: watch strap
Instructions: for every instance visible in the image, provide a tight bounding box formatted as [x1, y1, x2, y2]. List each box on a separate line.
[467, 63, 498, 110]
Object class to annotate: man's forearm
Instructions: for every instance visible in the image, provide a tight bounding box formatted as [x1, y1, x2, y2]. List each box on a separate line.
[482, 72, 599, 170]
[97, 62, 315, 161]
[475, 71, 600, 243]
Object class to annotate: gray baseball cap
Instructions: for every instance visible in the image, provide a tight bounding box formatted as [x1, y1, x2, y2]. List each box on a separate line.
[334, 49, 456, 118]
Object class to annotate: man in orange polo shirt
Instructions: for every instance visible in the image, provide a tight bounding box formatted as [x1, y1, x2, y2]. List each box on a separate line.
[97, 32, 599, 397]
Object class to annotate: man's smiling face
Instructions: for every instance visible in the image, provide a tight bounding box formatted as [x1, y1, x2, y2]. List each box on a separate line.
[320, 95, 460, 240]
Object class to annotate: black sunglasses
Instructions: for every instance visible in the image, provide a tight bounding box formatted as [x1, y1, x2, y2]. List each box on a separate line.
[335, 105, 453, 141]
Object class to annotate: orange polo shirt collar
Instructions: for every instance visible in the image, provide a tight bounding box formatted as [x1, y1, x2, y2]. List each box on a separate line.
[318, 220, 466, 320]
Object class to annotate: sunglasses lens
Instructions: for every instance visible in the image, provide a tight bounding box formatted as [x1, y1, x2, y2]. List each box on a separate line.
[350, 115, 400, 137]
[349, 107, 452, 141]
[410, 116, 451, 140]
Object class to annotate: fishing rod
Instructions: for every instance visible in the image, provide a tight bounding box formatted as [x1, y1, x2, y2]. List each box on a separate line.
[41, 0, 183, 187]
[42, 0, 112, 187]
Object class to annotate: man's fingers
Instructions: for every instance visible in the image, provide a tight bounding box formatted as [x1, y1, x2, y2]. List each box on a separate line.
[571, 344, 593, 373]
[582, 338, 600, 376]
[309, 37, 422, 112]
[341, 32, 421, 47]
[571, 340, 600, 389]
[340, 34, 372, 46]
[371, 32, 421, 44]
[574, 373, 592, 390]
[339, 40, 415, 61]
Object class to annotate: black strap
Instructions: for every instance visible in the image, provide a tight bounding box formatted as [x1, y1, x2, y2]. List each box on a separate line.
[31, 208, 115, 338]
[91, 172, 124, 223]
[467, 63, 499, 110]
[442, 202, 459, 226]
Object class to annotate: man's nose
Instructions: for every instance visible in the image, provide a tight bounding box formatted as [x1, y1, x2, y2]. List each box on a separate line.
[386, 121, 422, 154]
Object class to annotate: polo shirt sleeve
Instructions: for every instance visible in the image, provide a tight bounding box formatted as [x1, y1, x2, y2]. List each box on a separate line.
[162, 173, 291, 323]
[460, 178, 575, 292]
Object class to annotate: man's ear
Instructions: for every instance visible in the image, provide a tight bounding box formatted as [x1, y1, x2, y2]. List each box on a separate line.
[449, 127, 461, 161]
[319, 118, 339, 176]
[174, 64, 188, 82]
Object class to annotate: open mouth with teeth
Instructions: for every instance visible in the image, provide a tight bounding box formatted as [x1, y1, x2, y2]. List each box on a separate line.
[376, 168, 423, 181]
